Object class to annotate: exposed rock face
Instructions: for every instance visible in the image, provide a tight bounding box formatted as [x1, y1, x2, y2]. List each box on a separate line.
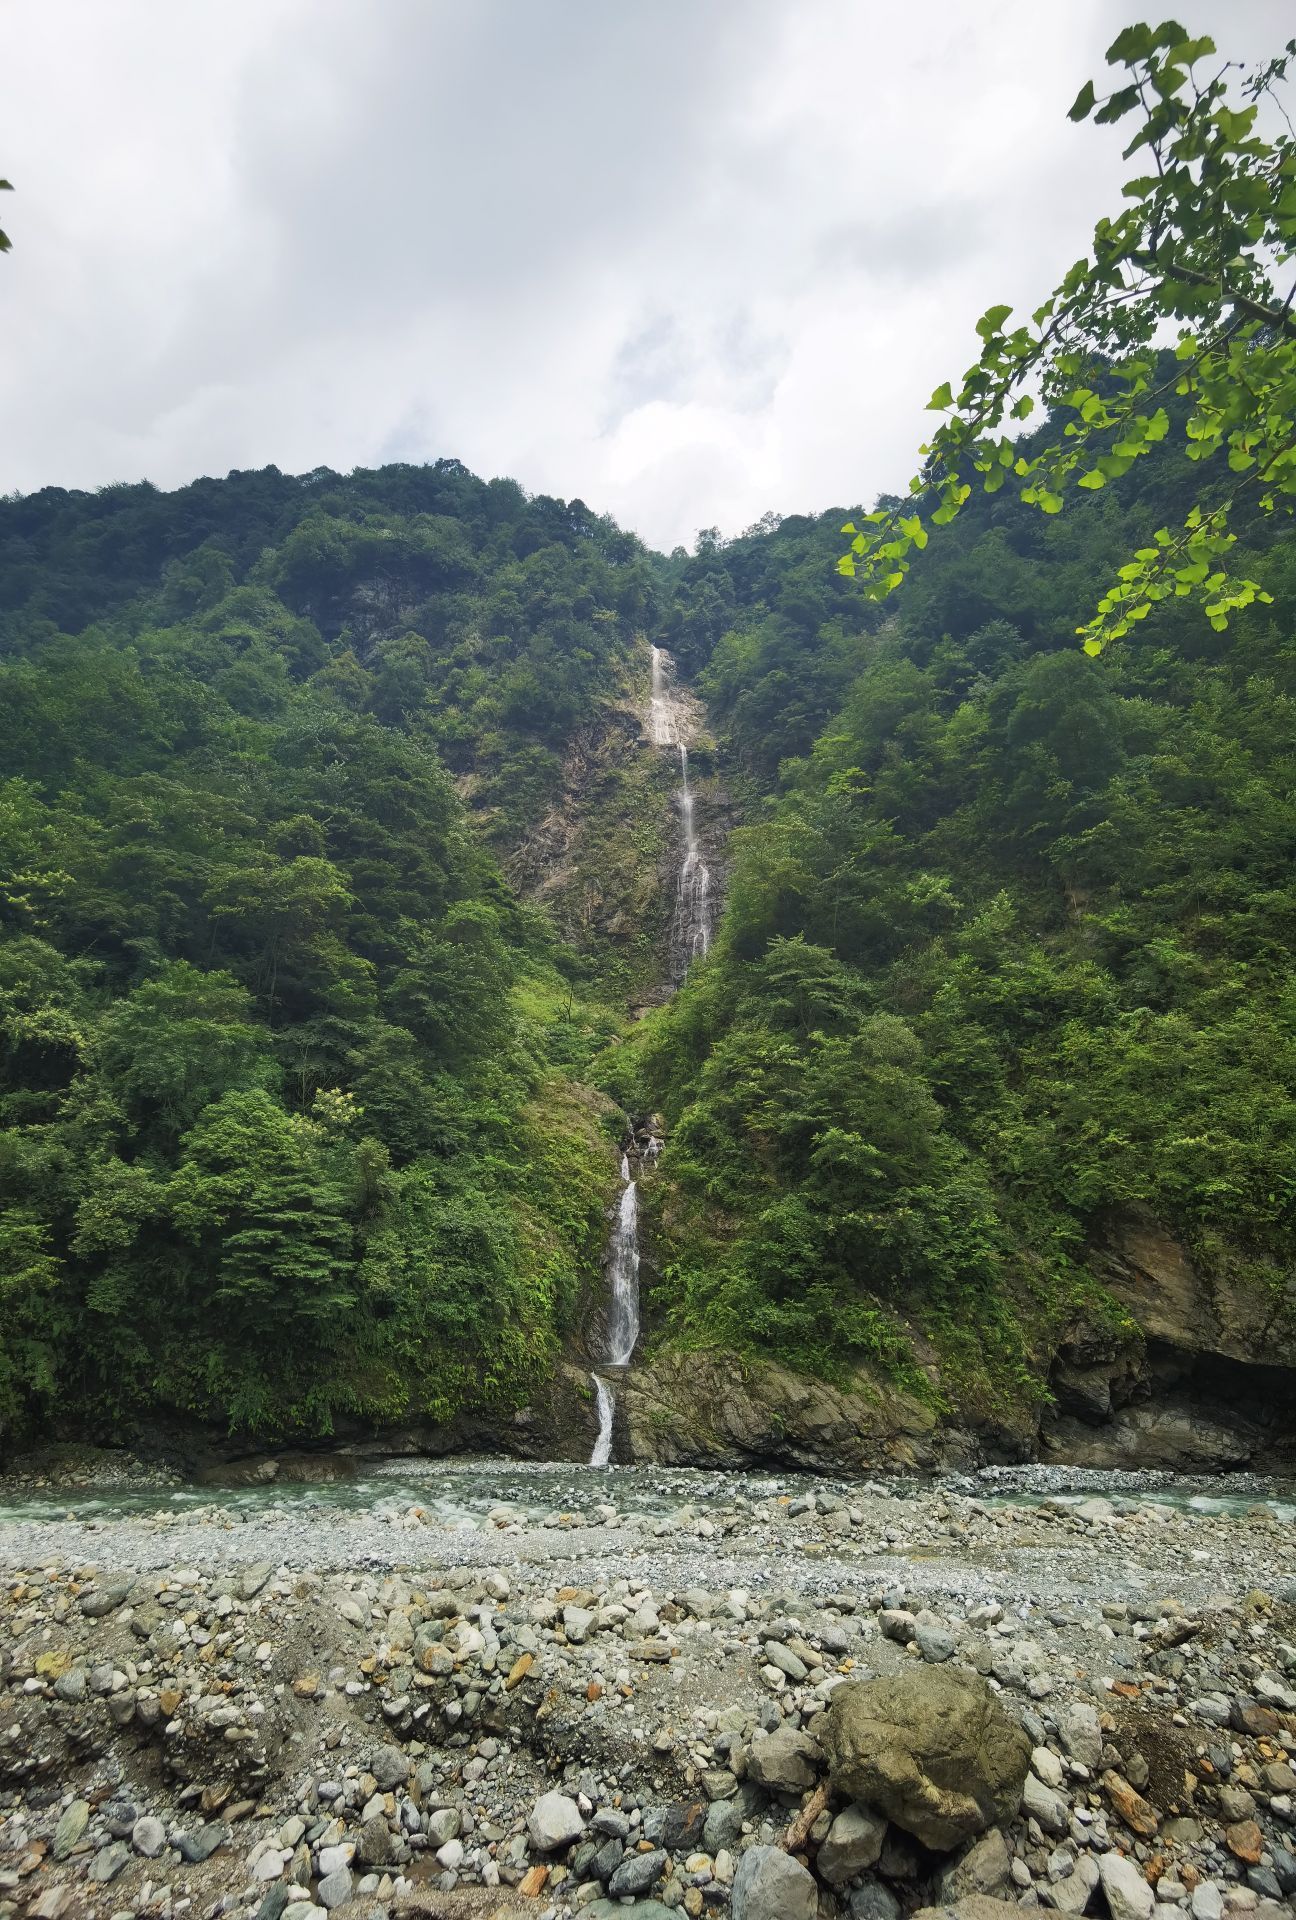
[620, 1350, 1010, 1473]
[612, 1210, 1296, 1475]
[819, 1668, 1031, 1852]
[1041, 1212, 1296, 1470]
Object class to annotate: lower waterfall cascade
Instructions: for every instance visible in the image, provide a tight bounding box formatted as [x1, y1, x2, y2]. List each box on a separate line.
[588, 644, 714, 1464]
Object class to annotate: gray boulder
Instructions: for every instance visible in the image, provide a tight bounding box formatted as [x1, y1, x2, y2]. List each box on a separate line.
[1055, 1699, 1102, 1768]
[731, 1843, 819, 1920]
[820, 1667, 1031, 1851]
[368, 1743, 409, 1789]
[608, 1847, 667, 1896]
[938, 1828, 1012, 1903]
[1022, 1770, 1069, 1835]
[1099, 1853, 1154, 1920]
[527, 1789, 585, 1851]
[747, 1726, 823, 1793]
[315, 1865, 352, 1911]
[819, 1804, 887, 1885]
[852, 1885, 902, 1920]
[52, 1800, 90, 1861]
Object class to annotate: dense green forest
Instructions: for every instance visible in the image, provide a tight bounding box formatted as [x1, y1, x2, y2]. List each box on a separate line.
[1, 421, 1294, 1446]
[0, 463, 659, 1438]
[619, 430, 1296, 1416]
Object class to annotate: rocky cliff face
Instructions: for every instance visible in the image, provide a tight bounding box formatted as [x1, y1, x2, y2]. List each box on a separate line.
[601, 1213, 1296, 1476]
[1039, 1213, 1296, 1470]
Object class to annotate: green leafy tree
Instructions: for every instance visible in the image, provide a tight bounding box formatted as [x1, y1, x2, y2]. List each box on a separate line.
[840, 22, 1296, 649]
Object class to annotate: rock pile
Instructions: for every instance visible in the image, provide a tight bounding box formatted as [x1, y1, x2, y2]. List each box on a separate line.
[0, 1470, 1289, 1918]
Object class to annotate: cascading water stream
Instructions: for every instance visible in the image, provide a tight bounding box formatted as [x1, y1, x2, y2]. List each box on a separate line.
[588, 1375, 615, 1468]
[676, 743, 711, 964]
[589, 644, 714, 1465]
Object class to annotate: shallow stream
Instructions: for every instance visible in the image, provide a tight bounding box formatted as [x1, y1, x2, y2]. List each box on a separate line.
[0, 1455, 1292, 1529]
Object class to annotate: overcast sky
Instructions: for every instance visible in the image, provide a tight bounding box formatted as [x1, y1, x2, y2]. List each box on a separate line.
[2, 2, 1289, 551]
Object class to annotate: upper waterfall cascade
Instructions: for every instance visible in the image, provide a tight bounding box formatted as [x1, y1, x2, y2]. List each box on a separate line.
[650, 644, 716, 973]
[588, 644, 717, 1465]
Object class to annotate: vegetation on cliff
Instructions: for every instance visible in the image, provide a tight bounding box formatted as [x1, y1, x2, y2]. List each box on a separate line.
[0, 464, 645, 1438]
[615, 437, 1296, 1411]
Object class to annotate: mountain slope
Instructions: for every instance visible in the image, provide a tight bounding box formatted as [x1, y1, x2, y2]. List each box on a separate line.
[611, 464, 1296, 1467]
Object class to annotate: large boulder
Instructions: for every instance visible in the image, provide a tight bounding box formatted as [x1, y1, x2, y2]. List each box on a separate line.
[731, 1844, 818, 1920]
[820, 1667, 1031, 1851]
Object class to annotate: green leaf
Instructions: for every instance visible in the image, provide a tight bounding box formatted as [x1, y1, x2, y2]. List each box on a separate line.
[927, 381, 953, 410]
[975, 303, 1013, 340]
[1068, 79, 1097, 121]
[1105, 25, 1155, 64]
[1094, 85, 1141, 124]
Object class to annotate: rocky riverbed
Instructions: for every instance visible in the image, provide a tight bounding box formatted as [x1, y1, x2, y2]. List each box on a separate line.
[0, 1461, 1292, 1920]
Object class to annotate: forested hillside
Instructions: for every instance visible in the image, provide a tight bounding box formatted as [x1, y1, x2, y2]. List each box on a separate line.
[0, 463, 664, 1441]
[1, 426, 1294, 1460]
[617, 433, 1296, 1440]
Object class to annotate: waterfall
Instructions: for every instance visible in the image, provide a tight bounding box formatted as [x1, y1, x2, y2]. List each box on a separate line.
[589, 639, 714, 1466]
[588, 1152, 641, 1464]
[675, 743, 711, 964]
[589, 1373, 614, 1467]
[649, 643, 675, 746]
[650, 645, 715, 974]
[604, 1177, 640, 1365]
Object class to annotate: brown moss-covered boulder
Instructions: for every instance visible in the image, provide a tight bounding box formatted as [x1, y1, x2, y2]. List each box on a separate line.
[820, 1667, 1030, 1851]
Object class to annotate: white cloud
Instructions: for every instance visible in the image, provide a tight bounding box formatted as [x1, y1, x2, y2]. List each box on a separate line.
[1, 0, 1291, 549]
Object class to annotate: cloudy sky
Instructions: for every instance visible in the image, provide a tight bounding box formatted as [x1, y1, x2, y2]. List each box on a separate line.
[2, 2, 1288, 551]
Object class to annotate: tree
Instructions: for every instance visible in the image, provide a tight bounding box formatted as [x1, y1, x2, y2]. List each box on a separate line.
[840, 22, 1296, 650]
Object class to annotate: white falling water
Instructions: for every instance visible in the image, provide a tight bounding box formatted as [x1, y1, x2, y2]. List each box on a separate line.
[650, 645, 715, 974]
[589, 640, 713, 1465]
[649, 643, 675, 746]
[605, 1177, 641, 1365]
[589, 1152, 642, 1465]
[676, 743, 711, 964]
[589, 1373, 615, 1467]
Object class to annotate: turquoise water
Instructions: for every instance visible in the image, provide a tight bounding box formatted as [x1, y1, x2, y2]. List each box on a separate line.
[0, 1455, 1291, 1528]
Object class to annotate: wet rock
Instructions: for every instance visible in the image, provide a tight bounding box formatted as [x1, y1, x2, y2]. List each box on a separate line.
[821, 1666, 1031, 1850]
